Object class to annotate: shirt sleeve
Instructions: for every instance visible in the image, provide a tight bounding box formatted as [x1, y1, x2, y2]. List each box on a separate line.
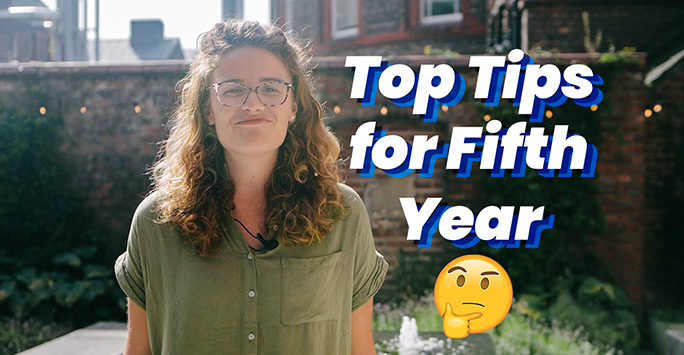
[114, 195, 155, 311]
[345, 186, 389, 311]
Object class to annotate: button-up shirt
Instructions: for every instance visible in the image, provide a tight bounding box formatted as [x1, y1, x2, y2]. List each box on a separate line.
[115, 184, 388, 354]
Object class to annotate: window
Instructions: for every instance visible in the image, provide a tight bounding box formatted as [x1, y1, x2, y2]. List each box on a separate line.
[331, 0, 358, 38]
[420, 0, 462, 25]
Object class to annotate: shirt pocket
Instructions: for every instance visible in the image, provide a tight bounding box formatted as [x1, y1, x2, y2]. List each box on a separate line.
[281, 251, 343, 325]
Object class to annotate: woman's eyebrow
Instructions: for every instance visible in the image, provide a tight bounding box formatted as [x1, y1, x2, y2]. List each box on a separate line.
[260, 76, 287, 82]
[216, 78, 243, 84]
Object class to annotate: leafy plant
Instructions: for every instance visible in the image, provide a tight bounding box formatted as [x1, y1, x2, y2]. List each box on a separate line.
[389, 248, 445, 303]
[0, 247, 124, 325]
[0, 316, 72, 355]
[508, 270, 639, 354]
[0, 86, 126, 326]
[492, 312, 617, 355]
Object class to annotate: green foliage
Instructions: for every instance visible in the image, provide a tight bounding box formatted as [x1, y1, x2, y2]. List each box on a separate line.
[0, 316, 72, 355]
[372, 288, 630, 354]
[373, 292, 442, 332]
[390, 249, 444, 302]
[468, 70, 640, 353]
[598, 47, 638, 65]
[422, 45, 460, 57]
[0, 87, 102, 266]
[470, 100, 608, 296]
[492, 312, 616, 355]
[508, 271, 639, 354]
[0, 247, 124, 324]
[650, 308, 684, 323]
[0, 86, 126, 326]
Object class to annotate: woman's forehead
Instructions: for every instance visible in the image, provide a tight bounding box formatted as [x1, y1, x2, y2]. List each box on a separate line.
[213, 46, 292, 84]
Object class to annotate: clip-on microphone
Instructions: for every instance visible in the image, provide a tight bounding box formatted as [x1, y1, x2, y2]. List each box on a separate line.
[234, 219, 279, 252]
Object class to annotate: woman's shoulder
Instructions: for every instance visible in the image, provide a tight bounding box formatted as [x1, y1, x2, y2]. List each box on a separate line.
[336, 183, 370, 221]
[129, 191, 174, 234]
[337, 183, 364, 207]
[132, 190, 164, 220]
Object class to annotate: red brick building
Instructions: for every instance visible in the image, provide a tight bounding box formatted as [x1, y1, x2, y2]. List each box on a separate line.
[271, 0, 489, 55]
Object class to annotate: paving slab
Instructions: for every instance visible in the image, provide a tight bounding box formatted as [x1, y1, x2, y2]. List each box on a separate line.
[16, 322, 127, 355]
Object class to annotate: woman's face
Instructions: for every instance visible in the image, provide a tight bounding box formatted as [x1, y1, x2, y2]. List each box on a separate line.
[208, 46, 297, 162]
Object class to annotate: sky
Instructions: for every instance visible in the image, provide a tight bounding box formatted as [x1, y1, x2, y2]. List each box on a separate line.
[41, 0, 270, 50]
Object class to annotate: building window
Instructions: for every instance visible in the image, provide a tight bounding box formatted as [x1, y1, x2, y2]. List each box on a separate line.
[331, 0, 358, 38]
[420, 0, 462, 25]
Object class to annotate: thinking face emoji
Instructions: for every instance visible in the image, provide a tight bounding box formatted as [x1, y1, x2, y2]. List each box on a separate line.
[434, 255, 512, 338]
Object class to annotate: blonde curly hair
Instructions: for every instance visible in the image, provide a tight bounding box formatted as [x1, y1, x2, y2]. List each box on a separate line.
[151, 19, 346, 257]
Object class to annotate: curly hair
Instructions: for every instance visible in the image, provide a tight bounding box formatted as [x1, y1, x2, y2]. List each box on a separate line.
[151, 19, 346, 257]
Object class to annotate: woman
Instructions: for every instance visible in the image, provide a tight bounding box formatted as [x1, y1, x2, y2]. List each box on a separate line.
[115, 19, 388, 354]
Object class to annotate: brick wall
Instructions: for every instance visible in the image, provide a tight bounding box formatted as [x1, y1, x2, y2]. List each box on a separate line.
[522, 0, 684, 55]
[643, 58, 684, 310]
[0, 61, 187, 254]
[0, 53, 676, 314]
[274, 0, 488, 56]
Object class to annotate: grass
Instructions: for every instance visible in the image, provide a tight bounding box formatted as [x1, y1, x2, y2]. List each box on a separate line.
[0, 317, 72, 355]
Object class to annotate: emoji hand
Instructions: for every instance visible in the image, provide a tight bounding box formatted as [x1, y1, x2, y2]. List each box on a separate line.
[441, 303, 482, 339]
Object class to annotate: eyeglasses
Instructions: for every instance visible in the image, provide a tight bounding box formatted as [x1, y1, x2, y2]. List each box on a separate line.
[211, 79, 293, 107]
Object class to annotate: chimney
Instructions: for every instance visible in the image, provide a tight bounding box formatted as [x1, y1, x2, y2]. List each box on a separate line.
[130, 19, 164, 47]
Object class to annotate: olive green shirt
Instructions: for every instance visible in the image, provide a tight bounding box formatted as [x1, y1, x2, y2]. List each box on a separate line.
[115, 184, 388, 354]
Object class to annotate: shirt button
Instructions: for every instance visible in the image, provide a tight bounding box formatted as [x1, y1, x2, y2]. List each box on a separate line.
[248, 332, 255, 341]
[248, 290, 255, 298]
[247, 253, 253, 260]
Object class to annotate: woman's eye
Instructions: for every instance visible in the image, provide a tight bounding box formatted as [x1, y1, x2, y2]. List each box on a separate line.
[223, 87, 245, 96]
[262, 86, 279, 93]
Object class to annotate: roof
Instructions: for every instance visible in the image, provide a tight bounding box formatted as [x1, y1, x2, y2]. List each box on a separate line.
[90, 38, 185, 63]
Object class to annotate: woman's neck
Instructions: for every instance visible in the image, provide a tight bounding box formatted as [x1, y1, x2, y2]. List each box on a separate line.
[225, 151, 277, 205]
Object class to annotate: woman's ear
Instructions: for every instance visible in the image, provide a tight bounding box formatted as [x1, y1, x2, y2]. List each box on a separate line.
[291, 102, 298, 118]
[205, 105, 215, 125]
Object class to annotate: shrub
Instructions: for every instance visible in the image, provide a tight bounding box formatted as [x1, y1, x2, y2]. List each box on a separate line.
[0, 316, 72, 355]
[0, 86, 125, 326]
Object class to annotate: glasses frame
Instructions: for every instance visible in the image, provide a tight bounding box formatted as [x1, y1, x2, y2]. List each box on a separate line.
[211, 79, 294, 107]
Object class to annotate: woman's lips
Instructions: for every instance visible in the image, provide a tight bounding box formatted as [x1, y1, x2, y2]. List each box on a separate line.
[236, 117, 270, 125]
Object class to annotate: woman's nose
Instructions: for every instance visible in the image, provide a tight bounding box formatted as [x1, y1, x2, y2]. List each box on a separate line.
[241, 89, 265, 113]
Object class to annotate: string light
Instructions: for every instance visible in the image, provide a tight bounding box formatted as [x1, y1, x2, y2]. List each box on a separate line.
[483, 114, 491, 122]
[590, 105, 598, 111]
[80, 106, 87, 114]
[380, 106, 388, 115]
[441, 105, 449, 112]
[333, 105, 341, 114]
[545, 110, 553, 119]
[134, 104, 141, 114]
[644, 109, 652, 118]
[39, 107, 46, 115]
[653, 104, 662, 113]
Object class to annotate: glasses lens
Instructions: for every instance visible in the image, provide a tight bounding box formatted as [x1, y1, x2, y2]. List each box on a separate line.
[256, 81, 289, 106]
[217, 82, 248, 106]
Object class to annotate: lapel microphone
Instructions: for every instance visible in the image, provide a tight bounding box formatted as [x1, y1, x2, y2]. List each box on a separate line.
[234, 219, 279, 252]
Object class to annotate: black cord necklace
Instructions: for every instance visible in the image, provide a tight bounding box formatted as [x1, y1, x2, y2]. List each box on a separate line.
[234, 218, 279, 253]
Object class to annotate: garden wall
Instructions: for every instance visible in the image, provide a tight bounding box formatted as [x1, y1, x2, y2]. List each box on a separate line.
[0, 53, 672, 315]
